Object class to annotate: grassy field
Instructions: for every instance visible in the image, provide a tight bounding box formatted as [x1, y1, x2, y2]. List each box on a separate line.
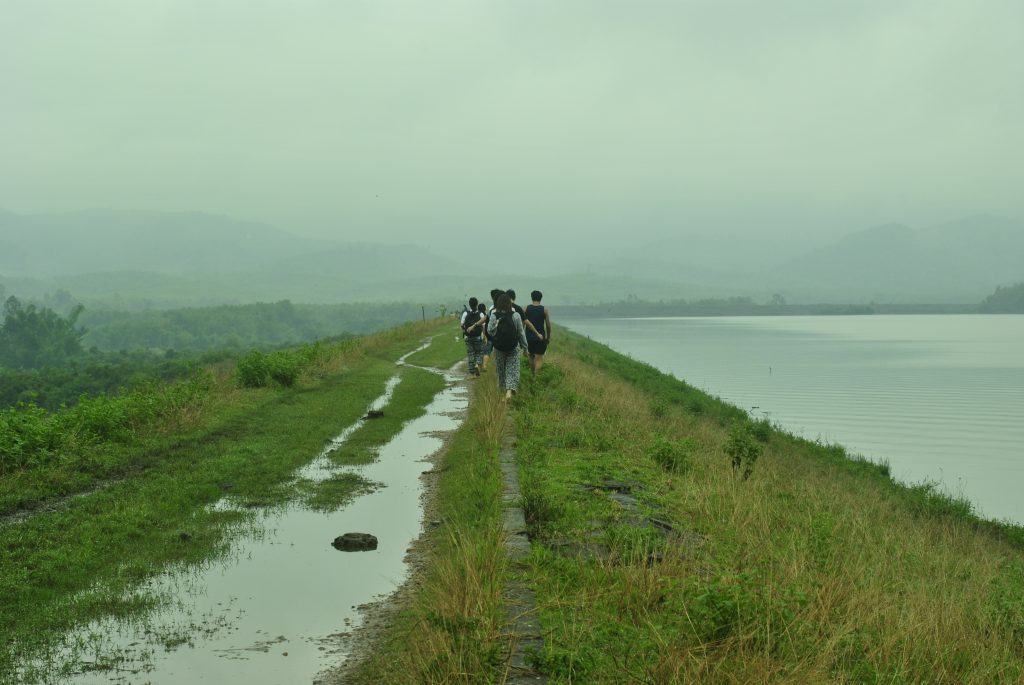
[0, 319, 452, 684]
[351, 325, 1024, 684]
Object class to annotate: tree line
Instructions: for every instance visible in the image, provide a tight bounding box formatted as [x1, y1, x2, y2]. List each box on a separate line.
[979, 282, 1024, 313]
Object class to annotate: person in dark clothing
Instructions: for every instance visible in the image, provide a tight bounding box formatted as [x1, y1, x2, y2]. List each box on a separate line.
[481, 289, 504, 373]
[506, 289, 542, 340]
[460, 297, 486, 376]
[524, 290, 551, 375]
[487, 293, 528, 401]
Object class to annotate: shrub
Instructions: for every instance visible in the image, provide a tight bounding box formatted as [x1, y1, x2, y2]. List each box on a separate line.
[236, 350, 270, 388]
[725, 424, 763, 480]
[990, 561, 1024, 644]
[647, 436, 693, 473]
[749, 417, 773, 442]
[905, 479, 974, 520]
[0, 403, 56, 473]
[688, 570, 807, 646]
[267, 351, 300, 387]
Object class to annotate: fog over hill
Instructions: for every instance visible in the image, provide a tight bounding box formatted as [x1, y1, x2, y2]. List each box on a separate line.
[1, 209, 1022, 307]
[564, 216, 1024, 304]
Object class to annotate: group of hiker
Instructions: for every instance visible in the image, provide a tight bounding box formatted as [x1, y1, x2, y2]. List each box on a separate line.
[459, 289, 552, 401]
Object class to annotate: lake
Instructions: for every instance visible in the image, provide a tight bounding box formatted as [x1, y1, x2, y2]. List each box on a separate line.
[560, 315, 1024, 524]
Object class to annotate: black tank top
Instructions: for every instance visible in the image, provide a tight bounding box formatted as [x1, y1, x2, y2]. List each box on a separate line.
[524, 304, 545, 341]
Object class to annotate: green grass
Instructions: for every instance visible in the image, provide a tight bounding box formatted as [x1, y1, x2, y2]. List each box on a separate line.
[403, 322, 466, 369]
[298, 472, 379, 513]
[329, 366, 448, 466]
[0, 319, 451, 684]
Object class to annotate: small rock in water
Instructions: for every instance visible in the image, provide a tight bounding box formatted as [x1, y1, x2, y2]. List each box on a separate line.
[364, 409, 385, 420]
[332, 533, 378, 551]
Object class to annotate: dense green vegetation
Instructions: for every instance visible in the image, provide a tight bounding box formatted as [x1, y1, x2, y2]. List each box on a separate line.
[0, 319, 451, 683]
[79, 300, 431, 351]
[0, 352, 206, 410]
[0, 296, 442, 411]
[0, 297, 204, 411]
[0, 296, 86, 370]
[980, 282, 1024, 313]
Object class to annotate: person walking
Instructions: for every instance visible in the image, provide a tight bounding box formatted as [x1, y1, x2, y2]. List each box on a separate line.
[506, 289, 542, 340]
[524, 290, 551, 375]
[480, 288, 503, 373]
[460, 297, 486, 376]
[487, 293, 528, 401]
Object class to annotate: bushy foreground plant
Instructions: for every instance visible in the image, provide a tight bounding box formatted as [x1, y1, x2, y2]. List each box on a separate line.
[0, 373, 211, 476]
[725, 423, 763, 480]
[647, 436, 693, 473]
[235, 342, 330, 388]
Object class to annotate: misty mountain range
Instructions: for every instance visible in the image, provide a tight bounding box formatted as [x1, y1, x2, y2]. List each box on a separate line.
[1, 209, 1021, 308]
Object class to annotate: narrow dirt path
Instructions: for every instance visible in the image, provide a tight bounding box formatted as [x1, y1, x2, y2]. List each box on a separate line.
[499, 418, 547, 684]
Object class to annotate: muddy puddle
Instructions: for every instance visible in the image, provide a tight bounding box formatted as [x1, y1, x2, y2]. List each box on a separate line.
[35, 348, 467, 684]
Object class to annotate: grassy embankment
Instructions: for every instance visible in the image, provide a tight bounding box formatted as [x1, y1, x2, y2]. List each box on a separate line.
[352, 324, 1024, 684]
[0, 319, 454, 684]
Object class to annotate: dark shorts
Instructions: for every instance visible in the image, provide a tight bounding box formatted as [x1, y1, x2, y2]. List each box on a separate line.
[527, 339, 548, 356]
[483, 341, 494, 355]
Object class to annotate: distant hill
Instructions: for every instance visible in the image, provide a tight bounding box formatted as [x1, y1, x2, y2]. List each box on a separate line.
[575, 216, 1024, 305]
[2, 208, 1021, 306]
[0, 209, 479, 306]
[768, 216, 1024, 303]
[0, 209, 327, 278]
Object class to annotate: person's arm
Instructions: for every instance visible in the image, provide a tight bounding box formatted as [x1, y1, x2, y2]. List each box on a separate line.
[544, 307, 552, 343]
[514, 314, 529, 350]
[524, 318, 542, 339]
[487, 314, 498, 337]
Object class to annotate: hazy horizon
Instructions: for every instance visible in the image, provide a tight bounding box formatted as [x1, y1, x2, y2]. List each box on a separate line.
[4, 1, 1023, 263]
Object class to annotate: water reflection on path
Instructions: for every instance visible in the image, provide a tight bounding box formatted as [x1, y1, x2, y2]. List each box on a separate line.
[59, 351, 467, 684]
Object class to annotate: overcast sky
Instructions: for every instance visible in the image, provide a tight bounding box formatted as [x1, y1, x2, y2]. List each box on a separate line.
[3, 0, 1022, 249]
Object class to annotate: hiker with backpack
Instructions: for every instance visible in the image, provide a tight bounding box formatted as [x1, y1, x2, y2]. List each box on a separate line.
[460, 297, 486, 376]
[486, 292, 529, 401]
[524, 290, 552, 375]
[480, 288, 504, 373]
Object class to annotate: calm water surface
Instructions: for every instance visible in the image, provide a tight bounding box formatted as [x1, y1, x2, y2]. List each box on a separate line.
[562, 315, 1024, 523]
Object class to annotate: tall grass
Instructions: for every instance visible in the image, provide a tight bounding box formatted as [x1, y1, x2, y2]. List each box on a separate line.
[510, 330, 1024, 683]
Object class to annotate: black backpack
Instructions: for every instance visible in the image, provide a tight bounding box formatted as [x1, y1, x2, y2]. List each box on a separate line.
[491, 311, 518, 352]
[462, 310, 483, 338]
